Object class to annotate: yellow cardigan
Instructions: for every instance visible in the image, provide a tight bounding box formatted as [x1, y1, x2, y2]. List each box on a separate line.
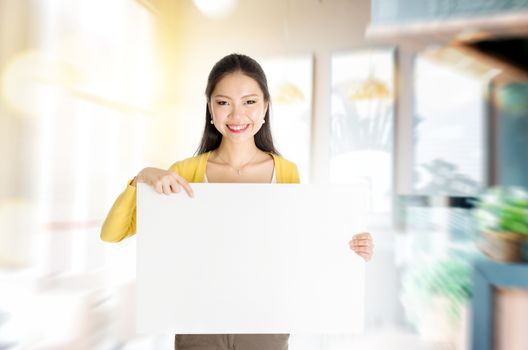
[100, 151, 300, 242]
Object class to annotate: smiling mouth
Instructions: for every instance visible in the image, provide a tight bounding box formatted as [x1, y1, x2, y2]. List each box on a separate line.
[227, 124, 250, 133]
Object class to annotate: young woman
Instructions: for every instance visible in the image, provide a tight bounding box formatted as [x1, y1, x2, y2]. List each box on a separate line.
[101, 53, 374, 350]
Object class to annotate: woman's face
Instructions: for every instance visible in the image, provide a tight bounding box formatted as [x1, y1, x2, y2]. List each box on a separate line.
[209, 71, 268, 145]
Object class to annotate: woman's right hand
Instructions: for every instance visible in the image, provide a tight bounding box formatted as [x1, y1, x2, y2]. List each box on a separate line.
[132, 167, 194, 197]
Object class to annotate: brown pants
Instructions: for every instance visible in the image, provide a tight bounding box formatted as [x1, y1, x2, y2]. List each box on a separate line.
[175, 334, 289, 350]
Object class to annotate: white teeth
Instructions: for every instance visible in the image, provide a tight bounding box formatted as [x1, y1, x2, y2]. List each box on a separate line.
[228, 124, 248, 131]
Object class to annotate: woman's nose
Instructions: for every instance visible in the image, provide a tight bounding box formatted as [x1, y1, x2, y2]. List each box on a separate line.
[229, 103, 244, 119]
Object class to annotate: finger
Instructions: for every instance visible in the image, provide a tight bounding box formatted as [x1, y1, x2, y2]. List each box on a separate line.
[162, 180, 172, 195]
[177, 177, 194, 198]
[171, 172, 194, 197]
[351, 241, 371, 247]
[351, 246, 372, 254]
[169, 182, 181, 194]
[170, 172, 180, 183]
[349, 239, 373, 247]
[353, 232, 371, 239]
[155, 181, 163, 194]
[164, 176, 180, 193]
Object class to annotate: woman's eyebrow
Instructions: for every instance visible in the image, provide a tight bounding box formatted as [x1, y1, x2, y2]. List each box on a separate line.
[213, 93, 260, 99]
[213, 94, 232, 99]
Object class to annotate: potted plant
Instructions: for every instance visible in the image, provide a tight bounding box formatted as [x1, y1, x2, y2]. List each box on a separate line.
[400, 258, 472, 345]
[474, 186, 528, 262]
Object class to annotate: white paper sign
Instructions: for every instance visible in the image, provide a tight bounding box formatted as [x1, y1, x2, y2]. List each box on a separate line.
[136, 183, 368, 334]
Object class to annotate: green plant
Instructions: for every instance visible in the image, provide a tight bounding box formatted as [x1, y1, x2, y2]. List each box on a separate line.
[475, 186, 528, 235]
[401, 258, 472, 327]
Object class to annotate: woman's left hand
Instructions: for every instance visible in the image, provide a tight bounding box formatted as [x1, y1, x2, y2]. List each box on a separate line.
[349, 232, 374, 262]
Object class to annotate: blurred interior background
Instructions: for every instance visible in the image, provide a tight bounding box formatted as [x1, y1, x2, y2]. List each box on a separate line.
[0, 0, 527, 349]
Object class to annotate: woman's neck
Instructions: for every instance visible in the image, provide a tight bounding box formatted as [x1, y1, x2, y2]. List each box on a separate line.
[215, 140, 261, 167]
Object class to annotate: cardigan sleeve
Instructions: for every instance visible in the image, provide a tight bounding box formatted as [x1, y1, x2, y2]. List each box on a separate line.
[100, 180, 138, 242]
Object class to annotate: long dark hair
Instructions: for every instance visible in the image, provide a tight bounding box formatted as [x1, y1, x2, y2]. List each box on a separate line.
[195, 53, 279, 155]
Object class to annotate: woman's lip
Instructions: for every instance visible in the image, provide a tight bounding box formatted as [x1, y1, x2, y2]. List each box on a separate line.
[227, 124, 250, 133]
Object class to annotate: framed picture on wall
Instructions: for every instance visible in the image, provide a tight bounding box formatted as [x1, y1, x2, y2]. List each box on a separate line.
[330, 48, 395, 218]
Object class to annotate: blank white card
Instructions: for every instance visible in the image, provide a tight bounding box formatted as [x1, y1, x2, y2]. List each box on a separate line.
[136, 183, 368, 334]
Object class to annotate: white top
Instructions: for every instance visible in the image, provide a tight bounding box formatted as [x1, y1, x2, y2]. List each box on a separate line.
[204, 169, 276, 183]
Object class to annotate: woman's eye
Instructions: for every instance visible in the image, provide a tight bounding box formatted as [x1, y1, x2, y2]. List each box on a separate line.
[216, 100, 228, 106]
[245, 100, 256, 105]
